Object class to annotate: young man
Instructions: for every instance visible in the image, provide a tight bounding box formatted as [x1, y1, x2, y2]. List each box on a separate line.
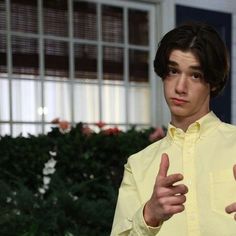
[111, 22, 236, 235]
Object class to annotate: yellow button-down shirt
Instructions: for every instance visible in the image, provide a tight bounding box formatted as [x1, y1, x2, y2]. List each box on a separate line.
[111, 112, 236, 236]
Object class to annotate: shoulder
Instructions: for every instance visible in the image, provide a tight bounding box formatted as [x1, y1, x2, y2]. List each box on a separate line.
[218, 122, 236, 137]
[127, 138, 165, 167]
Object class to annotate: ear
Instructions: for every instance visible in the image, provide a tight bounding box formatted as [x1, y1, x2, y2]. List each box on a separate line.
[211, 86, 217, 92]
[211, 87, 217, 92]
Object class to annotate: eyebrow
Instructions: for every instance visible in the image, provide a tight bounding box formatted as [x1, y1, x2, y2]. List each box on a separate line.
[167, 60, 202, 71]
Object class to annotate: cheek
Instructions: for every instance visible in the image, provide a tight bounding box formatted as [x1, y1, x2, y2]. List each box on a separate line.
[163, 81, 171, 96]
[192, 87, 210, 104]
[163, 83, 170, 102]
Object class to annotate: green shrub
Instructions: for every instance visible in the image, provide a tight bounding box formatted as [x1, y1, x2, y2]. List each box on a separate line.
[0, 123, 162, 236]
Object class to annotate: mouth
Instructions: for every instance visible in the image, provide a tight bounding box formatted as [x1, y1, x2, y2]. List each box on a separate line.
[171, 98, 188, 105]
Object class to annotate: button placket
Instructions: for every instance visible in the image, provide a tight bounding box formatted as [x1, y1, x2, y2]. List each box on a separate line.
[182, 131, 201, 235]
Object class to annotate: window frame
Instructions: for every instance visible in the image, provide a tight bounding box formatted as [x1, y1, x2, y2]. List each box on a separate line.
[0, 0, 161, 137]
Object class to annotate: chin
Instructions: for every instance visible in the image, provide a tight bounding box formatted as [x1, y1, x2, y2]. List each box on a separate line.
[171, 111, 195, 120]
[169, 106, 187, 116]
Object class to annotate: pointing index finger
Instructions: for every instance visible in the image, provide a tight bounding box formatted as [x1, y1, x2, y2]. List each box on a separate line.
[233, 164, 236, 181]
[158, 153, 169, 178]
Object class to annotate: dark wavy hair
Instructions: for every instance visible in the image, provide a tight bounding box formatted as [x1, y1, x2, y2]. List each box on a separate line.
[153, 22, 229, 97]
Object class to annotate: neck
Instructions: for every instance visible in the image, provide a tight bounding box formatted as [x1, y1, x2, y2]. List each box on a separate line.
[171, 112, 209, 132]
[170, 118, 193, 132]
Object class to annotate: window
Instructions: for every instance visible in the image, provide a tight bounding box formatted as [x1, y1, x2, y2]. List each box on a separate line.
[0, 0, 157, 137]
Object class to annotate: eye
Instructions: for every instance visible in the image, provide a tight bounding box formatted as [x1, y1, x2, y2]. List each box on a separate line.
[168, 67, 178, 75]
[192, 72, 203, 80]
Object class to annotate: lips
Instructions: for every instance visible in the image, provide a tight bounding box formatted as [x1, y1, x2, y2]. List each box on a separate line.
[171, 98, 188, 105]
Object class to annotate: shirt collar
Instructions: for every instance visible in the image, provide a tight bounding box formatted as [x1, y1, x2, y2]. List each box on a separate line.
[167, 111, 221, 141]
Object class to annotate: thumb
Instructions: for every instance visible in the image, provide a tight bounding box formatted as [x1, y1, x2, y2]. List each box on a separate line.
[158, 153, 169, 177]
[233, 164, 236, 181]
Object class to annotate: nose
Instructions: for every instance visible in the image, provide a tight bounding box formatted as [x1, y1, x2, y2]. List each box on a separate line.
[175, 74, 187, 94]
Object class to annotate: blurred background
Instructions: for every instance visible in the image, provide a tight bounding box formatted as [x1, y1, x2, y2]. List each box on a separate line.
[0, 0, 236, 137]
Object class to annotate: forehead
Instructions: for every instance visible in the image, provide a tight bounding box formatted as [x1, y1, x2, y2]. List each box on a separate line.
[168, 49, 201, 67]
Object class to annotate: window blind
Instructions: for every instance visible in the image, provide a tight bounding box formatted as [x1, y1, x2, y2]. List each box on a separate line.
[11, 0, 38, 33]
[102, 5, 123, 43]
[43, 0, 68, 37]
[129, 49, 148, 82]
[74, 44, 97, 80]
[0, 34, 6, 73]
[73, 1, 97, 40]
[44, 39, 69, 77]
[103, 46, 123, 81]
[129, 9, 149, 46]
[12, 36, 39, 75]
[0, 0, 6, 31]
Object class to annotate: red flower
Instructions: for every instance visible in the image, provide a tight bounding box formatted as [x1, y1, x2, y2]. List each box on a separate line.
[103, 127, 121, 135]
[51, 118, 71, 133]
[59, 120, 70, 131]
[82, 125, 93, 136]
[96, 121, 106, 129]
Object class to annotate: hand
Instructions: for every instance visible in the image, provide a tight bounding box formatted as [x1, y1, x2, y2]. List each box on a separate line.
[143, 153, 188, 227]
[225, 164, 236, 220]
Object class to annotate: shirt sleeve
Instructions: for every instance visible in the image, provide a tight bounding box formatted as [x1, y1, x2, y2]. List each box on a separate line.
[110, 158, 162, 236]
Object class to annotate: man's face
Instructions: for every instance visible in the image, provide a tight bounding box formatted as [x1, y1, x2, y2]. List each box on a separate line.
[163, 49, 211, 124]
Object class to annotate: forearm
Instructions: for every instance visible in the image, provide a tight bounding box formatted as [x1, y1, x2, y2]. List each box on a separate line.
[111, 204, 162, 236]
[111, 157, 163, 236]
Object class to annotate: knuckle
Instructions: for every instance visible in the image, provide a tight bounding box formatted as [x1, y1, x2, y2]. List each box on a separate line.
[158, 197, 167, 206]
[164, 205, 173, 215]
[156, 189, 164, 199]
[180, 194, 186, 203]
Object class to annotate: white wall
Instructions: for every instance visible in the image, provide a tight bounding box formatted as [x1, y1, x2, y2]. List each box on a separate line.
[159, 0, 236, 124]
